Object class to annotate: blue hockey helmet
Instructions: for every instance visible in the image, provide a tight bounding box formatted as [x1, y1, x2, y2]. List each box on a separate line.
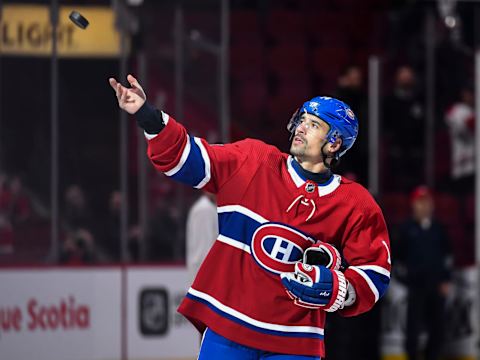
[287, 96, 359, 159]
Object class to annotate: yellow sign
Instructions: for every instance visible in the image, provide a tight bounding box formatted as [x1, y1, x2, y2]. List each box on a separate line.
[0, 4, 124, 57]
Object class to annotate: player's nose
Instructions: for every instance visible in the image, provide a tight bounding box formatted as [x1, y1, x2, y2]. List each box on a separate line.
[296, 122, 307, 135]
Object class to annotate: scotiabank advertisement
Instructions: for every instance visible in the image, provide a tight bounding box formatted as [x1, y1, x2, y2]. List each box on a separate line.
[0, 268, 122, 360]
[0, 267, 198, 360]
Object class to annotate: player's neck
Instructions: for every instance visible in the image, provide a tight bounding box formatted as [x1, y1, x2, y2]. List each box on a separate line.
[294, 157, 330, 175]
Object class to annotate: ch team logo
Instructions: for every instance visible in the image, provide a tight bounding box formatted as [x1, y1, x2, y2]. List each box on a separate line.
[346, 108, 355, 120]
[251, 223, 315, 274]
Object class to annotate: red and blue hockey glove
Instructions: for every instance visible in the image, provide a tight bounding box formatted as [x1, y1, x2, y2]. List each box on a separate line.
[280, 262, 348, 312]
[303, 242, 342, 270]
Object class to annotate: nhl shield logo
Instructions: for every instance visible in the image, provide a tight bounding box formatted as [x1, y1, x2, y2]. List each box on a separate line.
[305, 182, 316, 193]
[251, 223, 316, 274]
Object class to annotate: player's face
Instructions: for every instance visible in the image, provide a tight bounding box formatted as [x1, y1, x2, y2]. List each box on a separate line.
[289, 113, 330, 162]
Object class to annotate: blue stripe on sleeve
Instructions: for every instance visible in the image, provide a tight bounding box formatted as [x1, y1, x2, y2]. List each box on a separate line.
[170, 136, 207, 187]
[363, 269, 390, 299]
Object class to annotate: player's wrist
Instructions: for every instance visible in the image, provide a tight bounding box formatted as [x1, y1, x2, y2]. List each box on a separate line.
[135, 102, 166, 134]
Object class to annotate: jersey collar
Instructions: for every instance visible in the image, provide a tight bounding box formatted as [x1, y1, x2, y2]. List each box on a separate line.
[286, 156, 342, 196]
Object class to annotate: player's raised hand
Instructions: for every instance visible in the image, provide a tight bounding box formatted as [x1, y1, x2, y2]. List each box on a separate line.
[109, 74, 146, 114]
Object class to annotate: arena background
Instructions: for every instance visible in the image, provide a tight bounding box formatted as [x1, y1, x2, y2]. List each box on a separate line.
[0, 0, 479, 359]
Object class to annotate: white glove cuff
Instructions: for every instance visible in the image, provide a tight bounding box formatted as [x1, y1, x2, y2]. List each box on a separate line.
[324, 270, 348, 312]
[344, 281, 357, 307]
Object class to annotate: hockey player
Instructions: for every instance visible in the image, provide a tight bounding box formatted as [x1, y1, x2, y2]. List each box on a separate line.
[109, 74, 391, 359]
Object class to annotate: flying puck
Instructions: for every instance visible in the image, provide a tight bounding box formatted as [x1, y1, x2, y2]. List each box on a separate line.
[69, 11, 89, 29]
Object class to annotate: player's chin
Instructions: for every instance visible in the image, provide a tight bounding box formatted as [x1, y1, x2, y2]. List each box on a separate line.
[290, 144, 305, 157]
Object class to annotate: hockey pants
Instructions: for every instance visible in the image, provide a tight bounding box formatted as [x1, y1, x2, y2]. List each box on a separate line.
[198, 328, 321, 360]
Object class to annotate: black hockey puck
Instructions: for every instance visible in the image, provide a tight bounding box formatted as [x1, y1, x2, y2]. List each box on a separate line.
[69, 11, 89, 29]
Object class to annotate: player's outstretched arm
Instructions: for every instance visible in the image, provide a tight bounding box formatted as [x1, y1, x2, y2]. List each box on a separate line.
[110, 77, 252, 193]
[109, 74, 146, 115]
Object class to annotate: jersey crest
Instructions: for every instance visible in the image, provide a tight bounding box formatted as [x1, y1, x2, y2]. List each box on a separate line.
[251, 223, 316, 274]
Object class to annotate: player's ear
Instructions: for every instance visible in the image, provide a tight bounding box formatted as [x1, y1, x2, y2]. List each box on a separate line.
[327, 138, 342, 154]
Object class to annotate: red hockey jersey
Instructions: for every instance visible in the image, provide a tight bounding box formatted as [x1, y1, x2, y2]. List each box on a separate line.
[146, 114, 391, 357]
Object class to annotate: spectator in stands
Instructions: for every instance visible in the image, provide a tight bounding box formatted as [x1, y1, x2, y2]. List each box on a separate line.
[0, 214, 14, 254]
[63, 184, 93, 232]
[0, 172, 9, 214]
[59, 228, 98, 265]
[186, 192, 218, 284]
[393, 186, 452, 360]
[444, 84, 475, 266]
[101, 190, 140, 262]
[147, 196, 179, 262]
[127, 224, 142, 262]
[444, 85, 475, 192]
[336, 65, 366, 119]
[3, 175, 32, 226]
[383, 65, 425, 191]
[336, 65, 368, 183]
[102, 190, 122, 260]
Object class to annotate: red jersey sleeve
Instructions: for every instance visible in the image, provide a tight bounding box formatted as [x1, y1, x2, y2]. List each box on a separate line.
[339, 194, 391, 317]
[146, 114, 253, 193]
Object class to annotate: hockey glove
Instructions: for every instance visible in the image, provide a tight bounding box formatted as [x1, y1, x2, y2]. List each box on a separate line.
[280, 262, 348, 312]
[303, 242, 342, 271]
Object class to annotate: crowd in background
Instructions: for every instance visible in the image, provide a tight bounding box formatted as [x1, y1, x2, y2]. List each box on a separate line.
[0, 0, 476, 269]
[0, 61, 474, 269]
[0, 176, 185, 264]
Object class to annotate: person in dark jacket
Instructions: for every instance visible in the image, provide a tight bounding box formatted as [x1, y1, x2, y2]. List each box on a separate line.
[394, 185, 453, 360]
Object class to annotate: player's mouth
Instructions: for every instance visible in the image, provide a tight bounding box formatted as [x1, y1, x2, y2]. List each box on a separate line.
[293, 135, 305, 145]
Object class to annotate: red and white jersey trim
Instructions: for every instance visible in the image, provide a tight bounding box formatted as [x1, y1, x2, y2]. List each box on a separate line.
[356, 265, 391, 278]
[349, 266, 380, 302]
[164, 136, 191, 176]
[217, 234, 252, 254]
[193, 137, 212, 189]
[188, 287, 325, 336]
[217, 205, 269, 223]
